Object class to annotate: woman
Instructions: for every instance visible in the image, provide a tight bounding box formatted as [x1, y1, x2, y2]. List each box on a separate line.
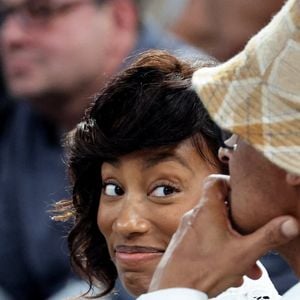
[57, 50, 279, 299]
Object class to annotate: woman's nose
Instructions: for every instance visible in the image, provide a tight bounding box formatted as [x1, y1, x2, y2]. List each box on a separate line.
[112, 201, 150, 238]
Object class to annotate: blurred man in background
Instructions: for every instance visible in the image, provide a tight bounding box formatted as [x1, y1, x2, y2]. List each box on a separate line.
[0, 0, 205, 299]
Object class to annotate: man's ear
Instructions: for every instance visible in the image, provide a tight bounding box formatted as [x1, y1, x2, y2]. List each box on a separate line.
[286, 173, 300, 186]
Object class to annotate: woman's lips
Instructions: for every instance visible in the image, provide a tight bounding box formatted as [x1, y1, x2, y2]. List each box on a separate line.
[114, 245, 164, 266]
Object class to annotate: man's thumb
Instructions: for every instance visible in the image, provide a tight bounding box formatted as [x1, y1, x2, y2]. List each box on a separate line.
[280, 218, 299, 239]
[246, 216, 299, 262]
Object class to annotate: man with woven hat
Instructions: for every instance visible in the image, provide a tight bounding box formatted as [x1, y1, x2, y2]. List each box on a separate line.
[137, 0, 300, 299]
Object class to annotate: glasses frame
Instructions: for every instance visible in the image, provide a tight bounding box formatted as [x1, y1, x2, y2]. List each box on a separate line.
[0, 0, 98, 27]
[218, 129, 238, 151]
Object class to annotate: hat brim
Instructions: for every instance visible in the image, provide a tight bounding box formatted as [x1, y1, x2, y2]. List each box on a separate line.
[192, 0, 300, 175]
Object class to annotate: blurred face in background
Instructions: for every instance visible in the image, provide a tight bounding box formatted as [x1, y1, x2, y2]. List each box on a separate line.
[0, 0, 117, 99]
[172, 0, 284, 61]
[213, 0, 285, 60]
[98, 140, 220, 296]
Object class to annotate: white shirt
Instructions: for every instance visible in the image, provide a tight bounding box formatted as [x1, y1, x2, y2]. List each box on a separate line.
[137, 263, 281, 300]
[282, 282, 300, 299]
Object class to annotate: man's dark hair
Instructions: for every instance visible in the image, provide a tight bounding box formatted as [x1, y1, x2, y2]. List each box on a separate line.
[59, 50, 224, 297]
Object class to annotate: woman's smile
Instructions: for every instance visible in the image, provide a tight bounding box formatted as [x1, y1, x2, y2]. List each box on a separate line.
[114, 245, 165, 267]
[64, 50, 224, 297]
[98, 144, 219, 295]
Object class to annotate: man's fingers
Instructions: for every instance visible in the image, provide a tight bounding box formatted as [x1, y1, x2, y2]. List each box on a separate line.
[191, 175, 231, 228]
[198, 176, 299, 263]
[244, 216, 299, 264]
[202, 174, 230, 197]
[245, 263, 263, 280]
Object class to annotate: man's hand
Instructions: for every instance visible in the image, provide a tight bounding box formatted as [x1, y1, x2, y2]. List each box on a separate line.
[149, 175, 299, 297]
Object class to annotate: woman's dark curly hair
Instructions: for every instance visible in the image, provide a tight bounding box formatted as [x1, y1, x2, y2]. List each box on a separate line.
[58, 50, 225, 297]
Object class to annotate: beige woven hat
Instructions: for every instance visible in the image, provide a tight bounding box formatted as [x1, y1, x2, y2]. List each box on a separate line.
[192, 0, 300, 175]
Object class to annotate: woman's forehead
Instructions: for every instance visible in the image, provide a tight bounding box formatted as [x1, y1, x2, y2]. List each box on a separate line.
[102, 141, 200, 170]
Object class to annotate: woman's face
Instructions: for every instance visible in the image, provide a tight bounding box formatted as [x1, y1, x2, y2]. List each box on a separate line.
[97, 140, 219, 296]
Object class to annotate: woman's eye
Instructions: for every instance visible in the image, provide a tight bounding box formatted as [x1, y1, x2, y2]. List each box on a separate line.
[103, 183, 124, 196]
[151, 185, 178, 197]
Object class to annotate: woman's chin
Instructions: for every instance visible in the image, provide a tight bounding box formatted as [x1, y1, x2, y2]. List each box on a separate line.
[116, 257, 160, 296]
[121, 273, 152, 297]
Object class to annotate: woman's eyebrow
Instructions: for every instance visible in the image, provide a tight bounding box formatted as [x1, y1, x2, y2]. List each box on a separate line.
[103, 158, 120, 168]
[142, 152, 193, 172]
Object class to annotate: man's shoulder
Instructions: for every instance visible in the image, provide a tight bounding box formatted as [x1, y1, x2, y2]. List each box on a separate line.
[0, 97, 15, 137]
[0, 99, 45, 141]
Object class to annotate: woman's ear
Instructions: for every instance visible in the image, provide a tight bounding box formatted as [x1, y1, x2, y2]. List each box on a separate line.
[286, 173, 300, 186]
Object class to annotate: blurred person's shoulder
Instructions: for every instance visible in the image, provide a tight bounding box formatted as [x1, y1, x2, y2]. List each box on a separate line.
[0, 98, 45, 141]
[125, 21, 213, 67]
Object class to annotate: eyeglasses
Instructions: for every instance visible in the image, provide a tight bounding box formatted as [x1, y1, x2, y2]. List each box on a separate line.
[0, 0, 97, 27]
[218, 129, 238, 151]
